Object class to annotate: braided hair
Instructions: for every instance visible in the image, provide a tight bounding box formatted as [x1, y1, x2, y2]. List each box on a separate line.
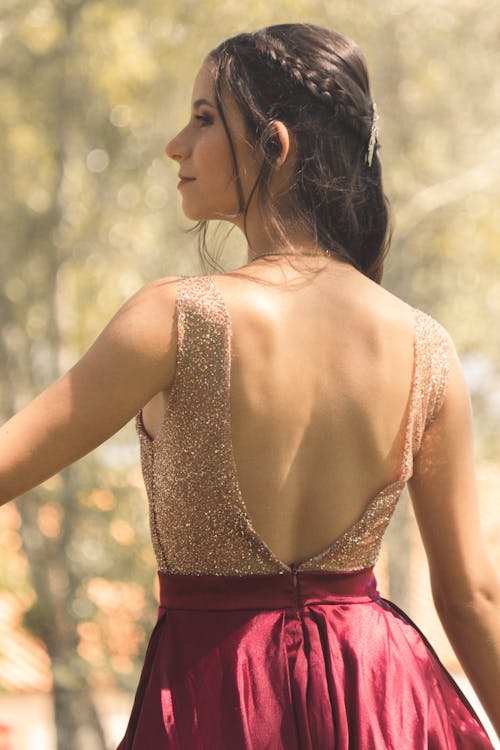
[200, 23, 391, 283]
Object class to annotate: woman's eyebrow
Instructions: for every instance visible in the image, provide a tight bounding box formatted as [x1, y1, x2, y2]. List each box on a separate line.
[193, 98, 217, 109]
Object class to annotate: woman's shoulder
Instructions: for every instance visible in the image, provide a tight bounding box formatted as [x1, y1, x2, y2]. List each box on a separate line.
[122, 275, 184, 316]
[355, 278, 452, 339]
[175, 268, 454, 350]
[107, 276, 185, 359]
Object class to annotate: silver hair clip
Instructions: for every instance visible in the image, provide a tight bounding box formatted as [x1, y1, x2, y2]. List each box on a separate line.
[366, 102, 379, 167]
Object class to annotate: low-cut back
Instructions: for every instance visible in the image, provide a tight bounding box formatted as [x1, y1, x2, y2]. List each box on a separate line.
[117, 274, 493, 749]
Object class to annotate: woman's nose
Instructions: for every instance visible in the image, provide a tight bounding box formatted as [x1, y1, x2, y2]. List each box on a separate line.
[165, 132, 189, 161]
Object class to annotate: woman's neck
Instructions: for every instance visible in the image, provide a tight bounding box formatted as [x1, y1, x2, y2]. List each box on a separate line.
[246, 234, 330, 263]
[239, 202, 326, 262]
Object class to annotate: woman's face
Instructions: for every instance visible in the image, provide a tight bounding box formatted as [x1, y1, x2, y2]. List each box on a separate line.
[166, 61, 260, 223]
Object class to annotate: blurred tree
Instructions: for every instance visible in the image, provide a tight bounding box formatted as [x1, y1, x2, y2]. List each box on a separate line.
[0, 0, 172, 746]
[1, 1, 112, 744]
[0, 0, 499, 746]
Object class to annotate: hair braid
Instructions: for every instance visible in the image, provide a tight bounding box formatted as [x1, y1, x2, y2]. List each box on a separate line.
[243, 33, 373, 144]
[204, 23, 390, 283]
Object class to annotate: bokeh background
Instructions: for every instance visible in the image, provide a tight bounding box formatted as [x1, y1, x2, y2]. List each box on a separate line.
[0, 0, 499, 747]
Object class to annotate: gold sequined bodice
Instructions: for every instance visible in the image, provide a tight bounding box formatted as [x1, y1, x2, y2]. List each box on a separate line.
[136, 276, 449, 576]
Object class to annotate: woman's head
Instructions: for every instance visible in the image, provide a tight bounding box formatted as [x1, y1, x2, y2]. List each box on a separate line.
[166, 62, 264, 229]
[168, 24, 391, 283]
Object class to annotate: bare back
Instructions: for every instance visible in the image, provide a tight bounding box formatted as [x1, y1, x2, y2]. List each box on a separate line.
[141, 257, 423, 569]
[215, 259, 416, 565]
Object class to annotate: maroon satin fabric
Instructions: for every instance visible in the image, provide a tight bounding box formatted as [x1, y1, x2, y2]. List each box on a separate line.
[116, 568, 494, 749]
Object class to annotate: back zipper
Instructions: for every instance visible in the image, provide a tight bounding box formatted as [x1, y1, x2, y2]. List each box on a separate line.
[291, 563, 301, 614]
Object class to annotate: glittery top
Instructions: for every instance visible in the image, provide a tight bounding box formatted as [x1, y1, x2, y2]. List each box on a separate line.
[136, 275, 450, 576]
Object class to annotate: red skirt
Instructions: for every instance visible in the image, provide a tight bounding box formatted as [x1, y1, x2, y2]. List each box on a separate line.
[116, 568, 494, 749]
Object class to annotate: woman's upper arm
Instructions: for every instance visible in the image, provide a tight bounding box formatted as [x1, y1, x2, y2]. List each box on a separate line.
[0, 277, 180, 504]
[407, 331, 498, 607]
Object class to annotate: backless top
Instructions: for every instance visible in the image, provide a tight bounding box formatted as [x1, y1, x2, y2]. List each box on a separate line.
[136, 275, 450, 576]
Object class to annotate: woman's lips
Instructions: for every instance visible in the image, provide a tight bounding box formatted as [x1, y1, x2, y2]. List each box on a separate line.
[177, 177, 195, 188]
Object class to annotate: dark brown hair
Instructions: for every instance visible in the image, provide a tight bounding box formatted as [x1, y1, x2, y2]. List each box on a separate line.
[196, 23, 391, 283]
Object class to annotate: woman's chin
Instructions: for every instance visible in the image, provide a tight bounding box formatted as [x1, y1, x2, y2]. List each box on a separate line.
[180, 206, 237, 224]
[180, 204, 207, 221]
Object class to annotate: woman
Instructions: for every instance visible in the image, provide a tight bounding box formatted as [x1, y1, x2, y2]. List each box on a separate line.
[1, 23, 499, 749]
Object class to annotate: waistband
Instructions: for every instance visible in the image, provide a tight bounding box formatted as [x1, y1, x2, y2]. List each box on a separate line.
[157, 567, 379, 611]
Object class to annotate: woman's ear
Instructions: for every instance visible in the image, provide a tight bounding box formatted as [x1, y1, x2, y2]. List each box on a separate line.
[273, 120, 290, 167]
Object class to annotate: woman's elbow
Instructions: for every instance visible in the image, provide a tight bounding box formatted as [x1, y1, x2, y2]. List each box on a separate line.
[432, 570, 500, 623]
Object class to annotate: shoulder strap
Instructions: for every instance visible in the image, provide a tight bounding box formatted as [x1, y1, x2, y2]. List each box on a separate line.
[401, 309, 450, 480]
[169, 274, 232, 413]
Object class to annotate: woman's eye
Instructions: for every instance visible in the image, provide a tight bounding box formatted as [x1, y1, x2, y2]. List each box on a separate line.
[194, 114, 212, 126]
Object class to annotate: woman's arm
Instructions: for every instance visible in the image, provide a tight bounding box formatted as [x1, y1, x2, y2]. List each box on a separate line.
[0, 277, 179, 505]
[408, 333, 500, 735]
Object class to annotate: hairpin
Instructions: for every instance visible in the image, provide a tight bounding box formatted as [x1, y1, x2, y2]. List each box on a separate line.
[366, 102, 379, 167]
